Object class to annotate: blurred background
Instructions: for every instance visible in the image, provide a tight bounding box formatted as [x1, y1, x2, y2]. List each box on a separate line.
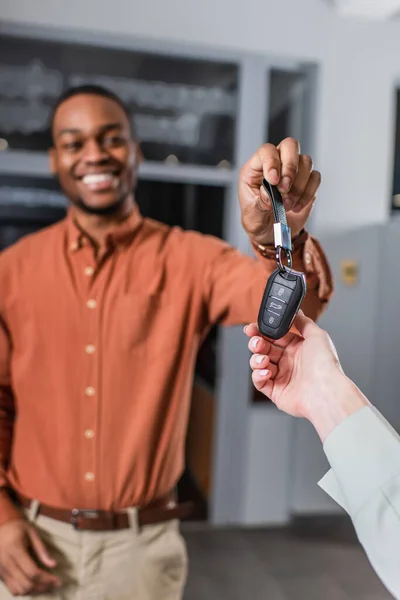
[1, 0, 400, 597]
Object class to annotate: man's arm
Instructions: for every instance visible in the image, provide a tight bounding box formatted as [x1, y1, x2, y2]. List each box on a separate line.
[202, 230, 333, 327]
[0, 316, 21, 525]
[319, 407, 400, 600]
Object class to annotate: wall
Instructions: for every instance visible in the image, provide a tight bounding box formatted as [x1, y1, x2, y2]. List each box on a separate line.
[1, 0, 330, 60]
[290, 225, 383, 515]
[371, 219, 400, 429]
[314, 17, 398, 233]
[3, 0, 400, 522]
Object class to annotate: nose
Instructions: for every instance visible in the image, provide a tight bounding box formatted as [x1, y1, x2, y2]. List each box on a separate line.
[82, 138, 109, 164]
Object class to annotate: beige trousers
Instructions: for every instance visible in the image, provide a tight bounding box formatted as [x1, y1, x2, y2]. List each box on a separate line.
[0, 505, 188, 600]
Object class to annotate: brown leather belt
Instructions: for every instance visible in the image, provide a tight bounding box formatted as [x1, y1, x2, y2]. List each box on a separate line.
[17, 493, 195, 531]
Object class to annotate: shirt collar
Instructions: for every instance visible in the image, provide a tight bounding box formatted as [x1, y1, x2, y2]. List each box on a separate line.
[66, 204, 143, 253]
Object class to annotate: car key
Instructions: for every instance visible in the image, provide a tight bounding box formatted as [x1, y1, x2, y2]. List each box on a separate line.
[257, 179, 306, 340]
[258, 267, 306, 339]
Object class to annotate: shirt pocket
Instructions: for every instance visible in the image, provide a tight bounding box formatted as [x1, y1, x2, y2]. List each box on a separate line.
[116, 291, 177, 357]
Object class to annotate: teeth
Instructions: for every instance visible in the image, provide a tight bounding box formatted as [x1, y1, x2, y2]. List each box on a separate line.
[82, 174, 114, 185]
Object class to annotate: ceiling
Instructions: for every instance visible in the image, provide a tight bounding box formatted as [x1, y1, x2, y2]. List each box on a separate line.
[330, 0, 400, 20]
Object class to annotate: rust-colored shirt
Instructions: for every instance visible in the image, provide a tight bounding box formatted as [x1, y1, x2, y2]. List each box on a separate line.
[0, 206, 333, 523]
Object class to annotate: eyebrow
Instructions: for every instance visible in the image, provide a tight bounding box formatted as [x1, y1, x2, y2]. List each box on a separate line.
[56, 123, 124, 138]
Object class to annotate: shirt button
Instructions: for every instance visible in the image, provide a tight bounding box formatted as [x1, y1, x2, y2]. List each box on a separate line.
[305, 252, 311, 265]
[85, 472, 95, 482]
[84, 266, 94, 277]
[85, 386, 95, 397]
[87, 299, 97, 309]
[84, 429, 95, 439]
[85, 345, 95, 355]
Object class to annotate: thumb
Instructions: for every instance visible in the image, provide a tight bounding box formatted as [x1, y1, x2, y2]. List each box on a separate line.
[293, 310, 320, 339]
[28, 527, 56, 568]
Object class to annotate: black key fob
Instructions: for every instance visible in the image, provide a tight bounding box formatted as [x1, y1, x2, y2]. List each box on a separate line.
[258, 268, 306, 340]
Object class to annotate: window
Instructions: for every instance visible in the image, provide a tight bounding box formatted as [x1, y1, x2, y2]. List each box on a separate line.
[0, 35, 238, 167]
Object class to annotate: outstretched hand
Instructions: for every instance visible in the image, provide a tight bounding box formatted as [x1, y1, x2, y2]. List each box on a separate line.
[244, 311, 344, 419]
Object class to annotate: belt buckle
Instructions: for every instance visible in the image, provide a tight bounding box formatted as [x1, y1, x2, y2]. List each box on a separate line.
[71, 508, 100, 530]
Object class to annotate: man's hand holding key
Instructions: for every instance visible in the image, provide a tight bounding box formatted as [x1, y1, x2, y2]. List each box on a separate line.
[238, 137, 321, 246]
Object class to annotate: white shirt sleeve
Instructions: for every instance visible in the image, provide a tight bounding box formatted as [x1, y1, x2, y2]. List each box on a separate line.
[318, 406, 400, 599]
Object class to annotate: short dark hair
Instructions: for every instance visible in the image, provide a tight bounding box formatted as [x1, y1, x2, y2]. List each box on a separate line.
[49, 84, 134, 143]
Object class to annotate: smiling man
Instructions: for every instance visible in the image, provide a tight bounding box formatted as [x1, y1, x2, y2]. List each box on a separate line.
[50, 87, 139, 228]
[0, 85, 333, 599]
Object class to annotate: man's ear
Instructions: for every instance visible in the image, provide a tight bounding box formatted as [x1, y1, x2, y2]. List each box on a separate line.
[49, 147, 57, 175]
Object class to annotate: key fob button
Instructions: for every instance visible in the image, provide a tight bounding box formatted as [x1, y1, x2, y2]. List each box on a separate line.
[266, 298, 286, 316]
[270, 283, 292, 304]
[262, 311, 283, 329]
[258, 268, 306, 340]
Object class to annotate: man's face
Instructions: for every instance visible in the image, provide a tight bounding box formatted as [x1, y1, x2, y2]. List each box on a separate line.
[50, 94, 137, 214]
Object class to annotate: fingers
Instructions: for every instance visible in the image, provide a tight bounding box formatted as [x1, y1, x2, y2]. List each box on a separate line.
[275, 140, 321, 214]
[247, 334, 272, 356]
[250, 353, 278, 377]
[18, 545, 60, 588]
[28, 527, 56, 569]
[2, 557, 32, 596]
[0, 526, 61, 597]
[10, 552, 40, 586]
[251, 368, 274, 398]
[8, 557, 58, 596]
[279, 153, 318, 213]
[252, 366, 273, 384]
[249, 337, 283, 365]
[240, 140, 319, 204]
[257, 145, 281, 185]
[244, 326, 280, 362]
[244, 323, 297, 352]
[280, 153, 312, 211]
[250, 352, 270, 371]
[3, 548, 61, 596]
[277, 137, 300, 195]
[291, 168, 321, 214]
[293, 310, 320, 338]
[238, 137, 320, 246]
[240, 144, 281, 189]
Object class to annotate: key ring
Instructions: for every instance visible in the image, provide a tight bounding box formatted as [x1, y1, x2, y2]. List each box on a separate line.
[276, 247, 292, 273]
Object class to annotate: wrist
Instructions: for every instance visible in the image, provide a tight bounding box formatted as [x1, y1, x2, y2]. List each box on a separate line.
[0, 488, 23, 527]
[306, 372, 368, 443]
[252, 229, 307, 258]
